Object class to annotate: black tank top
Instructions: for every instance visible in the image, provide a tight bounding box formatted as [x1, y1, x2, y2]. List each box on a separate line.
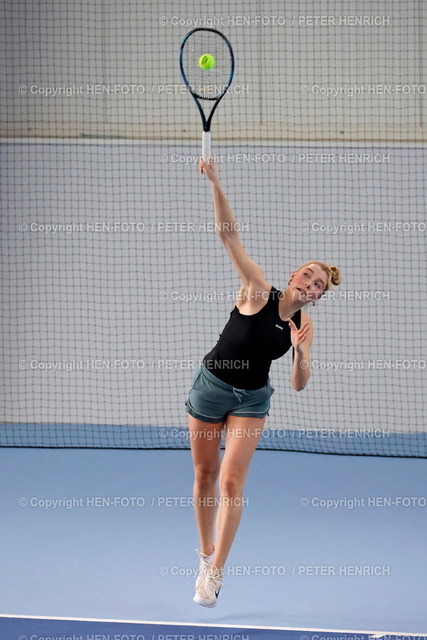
[203, 286, 301, 389]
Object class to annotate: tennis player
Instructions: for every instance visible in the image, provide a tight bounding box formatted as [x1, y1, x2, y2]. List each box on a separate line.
[187, 159, 341, 607]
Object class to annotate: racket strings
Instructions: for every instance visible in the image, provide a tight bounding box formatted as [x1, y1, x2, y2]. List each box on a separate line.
[182, 31, 233, 100]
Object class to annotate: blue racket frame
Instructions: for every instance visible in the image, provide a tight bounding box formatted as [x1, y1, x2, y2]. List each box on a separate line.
[179, 27, 235, 158]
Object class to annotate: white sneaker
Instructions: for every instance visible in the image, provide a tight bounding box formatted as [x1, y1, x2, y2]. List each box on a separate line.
[193, 564, 223, 608]
[193, 548, 213, 598]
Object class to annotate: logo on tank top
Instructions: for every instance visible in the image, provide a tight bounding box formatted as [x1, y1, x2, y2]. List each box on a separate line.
[275, 324, 283, 330]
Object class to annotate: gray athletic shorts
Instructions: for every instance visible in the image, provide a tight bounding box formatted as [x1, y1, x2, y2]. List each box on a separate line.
[185, 363, 275, 424]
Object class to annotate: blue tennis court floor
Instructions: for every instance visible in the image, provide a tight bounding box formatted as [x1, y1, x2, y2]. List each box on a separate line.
[1, 616, 426, 639]
[0, 449, 426, 634]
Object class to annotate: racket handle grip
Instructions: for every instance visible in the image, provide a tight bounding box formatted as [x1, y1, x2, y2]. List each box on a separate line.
[202, 131, 211, 161]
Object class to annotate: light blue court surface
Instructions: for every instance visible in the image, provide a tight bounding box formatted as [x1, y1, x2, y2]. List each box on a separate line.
[0, 449, 426, 635]
[0, 617, 426, 640]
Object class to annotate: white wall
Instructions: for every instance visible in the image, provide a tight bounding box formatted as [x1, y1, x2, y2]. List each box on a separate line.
[1, 141, 426, 438]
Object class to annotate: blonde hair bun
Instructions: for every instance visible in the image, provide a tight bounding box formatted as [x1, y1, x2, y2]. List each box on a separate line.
[329, 265, 341, 286]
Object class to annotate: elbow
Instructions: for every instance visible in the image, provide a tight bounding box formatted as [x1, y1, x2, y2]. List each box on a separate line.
[292, 373, 310, 392]
[293, 384, 305, 392]
[217, 228, 237, 243]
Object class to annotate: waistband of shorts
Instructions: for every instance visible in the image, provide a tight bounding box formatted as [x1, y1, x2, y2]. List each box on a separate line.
[200, 363, 238, 391]
[200, 362, 268, 392]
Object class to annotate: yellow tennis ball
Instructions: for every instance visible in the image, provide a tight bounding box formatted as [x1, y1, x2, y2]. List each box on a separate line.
[198, 53, 216, 70]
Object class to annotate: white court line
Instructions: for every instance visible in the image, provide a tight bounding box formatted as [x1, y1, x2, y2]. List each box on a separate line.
[0, 138, 425, 148]
[0, 614, 425, 636]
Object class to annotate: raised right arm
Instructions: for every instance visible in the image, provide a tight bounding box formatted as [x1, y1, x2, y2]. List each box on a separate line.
[200, 159, 270, 300]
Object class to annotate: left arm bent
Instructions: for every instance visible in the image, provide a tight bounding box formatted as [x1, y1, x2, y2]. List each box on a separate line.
[287, 311, 313, 391]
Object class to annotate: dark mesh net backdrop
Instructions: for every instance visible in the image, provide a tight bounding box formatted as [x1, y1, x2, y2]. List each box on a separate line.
[1, 1, 426, 455]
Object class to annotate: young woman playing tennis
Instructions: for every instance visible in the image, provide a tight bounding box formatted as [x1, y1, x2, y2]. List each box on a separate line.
[186, 159, 341, 607]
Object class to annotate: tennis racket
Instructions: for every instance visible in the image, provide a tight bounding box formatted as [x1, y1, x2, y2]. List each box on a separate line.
[180, 28, 235, 161]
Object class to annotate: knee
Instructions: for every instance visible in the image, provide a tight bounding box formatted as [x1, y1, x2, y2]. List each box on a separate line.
[219, 473, 244, 498]
[194, 466, 219, 490]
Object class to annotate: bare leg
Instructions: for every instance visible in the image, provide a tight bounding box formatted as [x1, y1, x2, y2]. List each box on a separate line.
[188, 415, 224, 555]
[211, 415, 266, 572]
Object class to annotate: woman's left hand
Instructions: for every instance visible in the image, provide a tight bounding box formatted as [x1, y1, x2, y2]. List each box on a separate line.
[286, 318, 310, 354]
